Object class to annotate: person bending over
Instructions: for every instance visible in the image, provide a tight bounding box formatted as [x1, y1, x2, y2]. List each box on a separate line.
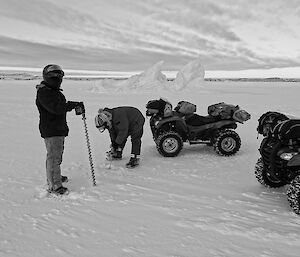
[95, 106, 145, 168]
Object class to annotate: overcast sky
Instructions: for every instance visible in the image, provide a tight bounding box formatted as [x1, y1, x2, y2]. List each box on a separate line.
[1, 0, 300, 75]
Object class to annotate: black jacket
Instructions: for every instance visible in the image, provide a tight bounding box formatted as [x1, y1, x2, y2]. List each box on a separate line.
[105, 107, 145, 146]
[36, 82, 72, 138]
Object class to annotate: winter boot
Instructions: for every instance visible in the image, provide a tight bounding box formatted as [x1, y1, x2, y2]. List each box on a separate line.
[61, 175, 68, 183]
[126, 156, 140, 168]
[50, 186, 69, 195]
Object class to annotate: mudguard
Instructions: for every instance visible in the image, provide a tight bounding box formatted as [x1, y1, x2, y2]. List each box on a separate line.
[259, 137, 269, 154]
[156, 116, 188, 137]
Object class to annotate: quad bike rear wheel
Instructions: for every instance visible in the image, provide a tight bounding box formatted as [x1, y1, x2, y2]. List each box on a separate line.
[254, 157, 287, 188]
[287, 175, 300, 214]
[214, 130, 241, 156]
[156, 131, 183, 157]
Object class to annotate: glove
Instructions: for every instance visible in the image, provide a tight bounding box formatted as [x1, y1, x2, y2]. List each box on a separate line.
[75, 102, 85, 115]
[66, 101, 80, 112]
[106, 144, 122, 160]
[106, 149, 114, 161]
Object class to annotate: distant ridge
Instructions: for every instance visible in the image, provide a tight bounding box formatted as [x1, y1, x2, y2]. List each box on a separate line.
[0, 72, 300, 82]
[204, 77, 300, 82]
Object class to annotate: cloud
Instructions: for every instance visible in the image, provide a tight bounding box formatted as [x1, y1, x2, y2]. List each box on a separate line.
[0, 0, 98, 33]
[0, 0, 300, 71]
[0, 35, 191, 70]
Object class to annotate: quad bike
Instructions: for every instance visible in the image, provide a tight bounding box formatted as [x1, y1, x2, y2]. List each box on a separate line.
[146, 99, 251, 157]
[254, 111, 300, 214]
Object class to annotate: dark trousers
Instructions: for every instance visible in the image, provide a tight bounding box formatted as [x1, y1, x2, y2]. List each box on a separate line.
[130, 128, 143, 156]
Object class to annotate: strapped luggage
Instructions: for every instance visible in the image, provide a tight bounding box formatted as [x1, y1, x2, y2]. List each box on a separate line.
[272, 119, 300, 141]
[174, 101, 196, 115]
[208, 102, 239, 119]
[257, 111, 289, 136]
[232, 109, 251, 123]
[146, 98, 173, 117]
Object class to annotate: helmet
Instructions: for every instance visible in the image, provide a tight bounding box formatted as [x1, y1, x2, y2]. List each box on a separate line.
[42, 64, 64, 88]
[43, 64, 64, 79]
[95, 112, 111, 132]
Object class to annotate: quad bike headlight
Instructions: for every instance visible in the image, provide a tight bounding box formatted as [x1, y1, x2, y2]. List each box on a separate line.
[279, 152, 298, 160]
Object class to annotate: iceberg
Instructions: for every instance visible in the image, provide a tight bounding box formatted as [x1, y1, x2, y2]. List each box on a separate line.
[92, 59, 205, 92]
[117, 61, 168, 90]
[174, 59, 205, 90]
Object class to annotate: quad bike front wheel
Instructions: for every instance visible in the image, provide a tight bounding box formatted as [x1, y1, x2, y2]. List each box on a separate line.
[156, 131, 183, 157]
[254, 157, 287, 188]
[214, 130, 241, 156]
[287, 175, 300, 215]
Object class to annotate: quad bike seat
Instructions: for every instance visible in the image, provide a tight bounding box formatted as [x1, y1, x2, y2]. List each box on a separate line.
[185, 114, 219, 126]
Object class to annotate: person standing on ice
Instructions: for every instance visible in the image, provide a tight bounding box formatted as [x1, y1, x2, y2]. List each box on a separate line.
[36, 64, 85, 195]
[95, 107, 145, 168]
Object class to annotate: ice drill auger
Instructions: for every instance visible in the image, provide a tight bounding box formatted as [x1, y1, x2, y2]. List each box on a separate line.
[76, 103, 96, 186]
[82, 112, 96, 186]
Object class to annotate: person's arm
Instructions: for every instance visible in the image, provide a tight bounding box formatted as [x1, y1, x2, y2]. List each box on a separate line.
[115, 117, 129, 146]
[38, 89, 68, 115]
[109, 129, 117, 146]
[66, 101, 80, 112]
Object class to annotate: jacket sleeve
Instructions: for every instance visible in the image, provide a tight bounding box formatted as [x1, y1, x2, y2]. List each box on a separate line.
[109, 129, 117, 144]
[114, 115, 129, 146]
[38, 89, 68, 115]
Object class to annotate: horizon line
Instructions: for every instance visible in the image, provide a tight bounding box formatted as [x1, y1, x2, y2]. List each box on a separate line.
[0, 66, 300, 79]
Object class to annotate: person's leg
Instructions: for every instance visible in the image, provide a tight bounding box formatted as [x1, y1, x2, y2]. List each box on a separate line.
[130, 128, 143, 157]
[126, 128, 143, 168]
[44, 136, 65, 190]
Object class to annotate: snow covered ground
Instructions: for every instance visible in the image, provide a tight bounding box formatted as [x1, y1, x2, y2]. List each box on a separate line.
[1, 75, 300, 256]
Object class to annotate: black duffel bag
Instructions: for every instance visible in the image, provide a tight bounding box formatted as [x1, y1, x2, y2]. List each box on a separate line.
[146, 98, 172, 117]
[272, 119, 300, 140]
[257, 111, 289, 136]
